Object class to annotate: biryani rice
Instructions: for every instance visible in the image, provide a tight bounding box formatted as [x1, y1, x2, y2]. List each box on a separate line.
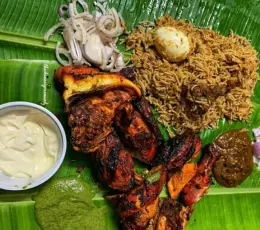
[126, 15, 259, 134]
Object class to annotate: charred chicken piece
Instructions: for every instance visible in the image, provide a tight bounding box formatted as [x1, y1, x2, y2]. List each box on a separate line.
[180, 144, 220, 206]
[54, 66, 142, 153]
[156, 199, 193, 230]
[121, 198, 160, 230]
[154, 133, 202, 171]
[54, 67, 141, 111]
[133, 97, 163, 146]
[167, 163, 197, 200]
[106, 165, 166, 229]
[114, 102, 158, 163]
[92, 131, 136, 191]
[68, 89, 137, 153]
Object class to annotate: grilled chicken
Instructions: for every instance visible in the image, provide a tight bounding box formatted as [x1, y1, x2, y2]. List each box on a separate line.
[106, 165, 166, 229]
[92, 131, 136, 191]
[121, 198, 160, 230]
[114, 102, 158, 163]
[156, 199, 193, 230]
[133, 97, 163, 146]
[154, 133, 202, 171]
[55, 66, 141, 111]
[55, 66, 141, 153]
[180, 144, 220, 206]
[68, 89, 137, 153]
[167, 163, 197, 200]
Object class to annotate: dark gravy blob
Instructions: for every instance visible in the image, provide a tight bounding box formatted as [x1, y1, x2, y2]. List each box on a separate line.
[213, 130, 253, 187]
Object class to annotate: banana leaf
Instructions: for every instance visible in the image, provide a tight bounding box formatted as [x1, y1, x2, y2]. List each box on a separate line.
[0, 0, 260, 229]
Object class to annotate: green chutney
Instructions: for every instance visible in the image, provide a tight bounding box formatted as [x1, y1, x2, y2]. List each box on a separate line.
[33, 177, 107, 230]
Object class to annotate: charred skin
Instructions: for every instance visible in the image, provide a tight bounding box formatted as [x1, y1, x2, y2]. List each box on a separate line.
[118, 165, 166, 217]
[68, 89, 136, 153]
[54, 66, 141, 111]
[180, 144, 220, 206]
[114, 103, 157, 163]
[154, 133, 202, 171]
[55, 66, 100, 80]
[106, 165, 166, 229]
[122, 198, 160, 230]
[156, 199, 193, 230]
[93, 132, 135, 191]
[133, 97, 163, 146]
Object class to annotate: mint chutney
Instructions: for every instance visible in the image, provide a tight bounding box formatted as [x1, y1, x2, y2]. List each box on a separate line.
[33, 177, 107, 230]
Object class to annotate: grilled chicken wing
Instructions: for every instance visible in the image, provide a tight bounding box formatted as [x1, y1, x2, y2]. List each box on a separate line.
[55, 66, 142, 153]
[156, 199, 193, 230]
[167, 163, 197, 200]
[114, 102, 158, 163]
[54, 67, 141, 111]
[154, 133, 201, 171]
[106, 165, 166, 229]
[68, 89, 137, 153]
[133, 97, 163, 146]
[122, 198, 160, 230]
[180, 144, 220, 206]
[92, 131, 135, 191]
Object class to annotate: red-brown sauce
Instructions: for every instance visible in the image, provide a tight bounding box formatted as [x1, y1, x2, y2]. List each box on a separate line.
[213, 130, 253, 187]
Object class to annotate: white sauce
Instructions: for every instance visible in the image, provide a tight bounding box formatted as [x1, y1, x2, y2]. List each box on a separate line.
[0, 109, 60, 180]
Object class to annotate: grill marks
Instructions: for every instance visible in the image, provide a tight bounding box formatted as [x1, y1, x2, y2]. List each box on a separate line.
[68, 89, 136, 153]
[94, 132, 135, 191]
[154, 133, 202, 171]
[133, 96, 163, 146]
[114, 101, 159, 164]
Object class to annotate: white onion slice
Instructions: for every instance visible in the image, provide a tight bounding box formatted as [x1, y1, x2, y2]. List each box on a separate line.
[55, 42, 72, 66]
[44, 0, 127, 71]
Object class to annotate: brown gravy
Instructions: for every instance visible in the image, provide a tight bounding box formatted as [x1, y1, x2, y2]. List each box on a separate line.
[213, 130, 253, 187]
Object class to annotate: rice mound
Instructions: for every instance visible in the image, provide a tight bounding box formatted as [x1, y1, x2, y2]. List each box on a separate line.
[126, 15, 259, 134]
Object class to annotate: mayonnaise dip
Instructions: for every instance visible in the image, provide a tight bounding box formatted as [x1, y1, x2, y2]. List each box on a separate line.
[0, 109, 60, 180]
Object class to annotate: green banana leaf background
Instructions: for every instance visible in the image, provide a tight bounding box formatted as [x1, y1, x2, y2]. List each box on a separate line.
[0, 0, 260, 229]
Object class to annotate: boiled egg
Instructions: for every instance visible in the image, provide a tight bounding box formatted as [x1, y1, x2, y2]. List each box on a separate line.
[154, 27, 191, 62]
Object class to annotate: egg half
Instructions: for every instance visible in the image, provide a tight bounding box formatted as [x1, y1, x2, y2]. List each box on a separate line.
[154, 27, 191, 62]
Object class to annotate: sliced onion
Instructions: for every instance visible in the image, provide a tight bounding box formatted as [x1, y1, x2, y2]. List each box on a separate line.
[68, 3, 76, 17]
[94, 2, 106, 15]
[44, 22, 64, 41]
[102, 55, 116, 71]
[104, 45, 114, 59]
[253, 127, 260, 141]
[45, 0, 126, 72]
[109, 42, 120, 53]
[55, 42, 72, 66]
[58, 5, 68, 17]
[253, 142, 260, 159]
[97, 14, 122, 38]
[74, 12, 93, 19]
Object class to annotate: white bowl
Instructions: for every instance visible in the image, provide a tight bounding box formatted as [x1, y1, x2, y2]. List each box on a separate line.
[0, 102, 67, 190]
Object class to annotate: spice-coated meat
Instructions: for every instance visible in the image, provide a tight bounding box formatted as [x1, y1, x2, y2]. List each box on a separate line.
[153, 133, 202, 171]
[180, 144, 220, 206]
[122, 198, 160, 230]
[54, 66, 141, 111]
[114, 102, 158, 163]
[68, 89, 136, 153]
[133, 97, 163, 146]
[167, 163, 197, 200]
[106, 165, 166, 229]
[92, 131, 135, 191]
[156, 199, 193, 230]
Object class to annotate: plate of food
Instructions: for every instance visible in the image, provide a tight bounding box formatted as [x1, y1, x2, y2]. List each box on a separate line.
[0, 0, 260, 229]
